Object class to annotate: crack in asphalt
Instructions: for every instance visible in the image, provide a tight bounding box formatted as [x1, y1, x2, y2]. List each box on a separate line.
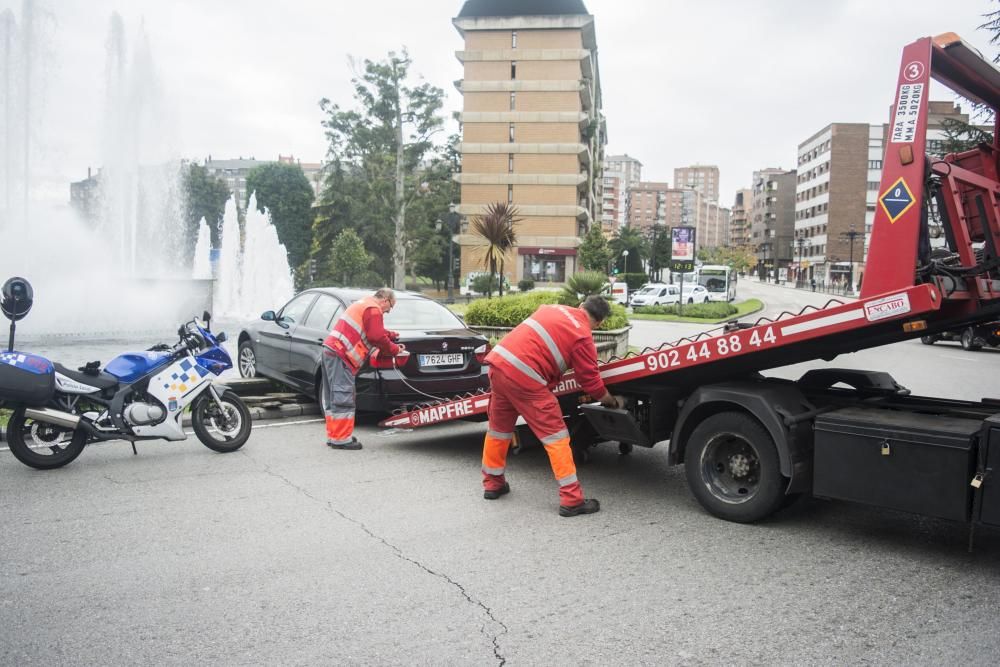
[241, 450, 508, 666]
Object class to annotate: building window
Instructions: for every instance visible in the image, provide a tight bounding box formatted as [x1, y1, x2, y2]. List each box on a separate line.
[869, 160, 883, 169]
[509, 123, 515, 142]
[867, 181, 880, 190]
[524, 254, 567, 283]
[512, 31, 517, 48]
[511, 61, 517, 79]
[510, 92, 516, 110]
[508, 154, 514, 173]
[507, 184, 513, 203]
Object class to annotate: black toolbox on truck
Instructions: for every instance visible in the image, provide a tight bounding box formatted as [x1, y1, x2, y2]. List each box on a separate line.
[0, 350, 55, 407]
[813, 407, 981, 521]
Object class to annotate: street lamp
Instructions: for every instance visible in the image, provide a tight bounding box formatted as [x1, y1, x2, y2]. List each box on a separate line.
[840, 223, 863, 293]
[794, 237, 811, 288]
[436, 204, 461, 304]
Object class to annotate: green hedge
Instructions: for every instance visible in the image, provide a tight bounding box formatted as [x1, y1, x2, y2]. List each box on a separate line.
[633, 302, 737, 318]
[466, 291, 629, 330]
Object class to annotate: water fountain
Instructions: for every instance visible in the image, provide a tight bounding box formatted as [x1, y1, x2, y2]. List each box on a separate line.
[191, 218, 212, 279]
[0, 3, 207, 337]
[211, 193, 294, 320]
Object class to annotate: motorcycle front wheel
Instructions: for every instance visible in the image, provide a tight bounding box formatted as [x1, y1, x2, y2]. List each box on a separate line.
[5, 407, 88, 469]
[191, 390, 252, 453]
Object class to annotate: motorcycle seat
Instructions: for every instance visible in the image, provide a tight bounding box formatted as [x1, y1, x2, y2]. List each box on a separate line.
[54, 363, 119, 390]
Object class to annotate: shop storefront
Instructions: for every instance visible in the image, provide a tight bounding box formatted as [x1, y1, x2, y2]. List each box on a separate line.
[518, 247, 576, 284]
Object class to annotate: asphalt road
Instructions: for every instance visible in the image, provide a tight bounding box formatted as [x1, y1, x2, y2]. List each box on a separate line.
[3, 281, 1000, 665]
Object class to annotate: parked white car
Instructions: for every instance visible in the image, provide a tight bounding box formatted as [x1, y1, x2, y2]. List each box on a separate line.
[681, 284, 711, 304]
[630, 284, 680, 307]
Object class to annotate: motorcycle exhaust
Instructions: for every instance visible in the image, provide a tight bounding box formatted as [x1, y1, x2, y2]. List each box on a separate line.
[24, 407, 81, 430]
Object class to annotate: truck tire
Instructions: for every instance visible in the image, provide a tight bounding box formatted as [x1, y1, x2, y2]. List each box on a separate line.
[684, 411, 786, 523]
[961, 328, 982, 351]
[919, 335, 937, 345]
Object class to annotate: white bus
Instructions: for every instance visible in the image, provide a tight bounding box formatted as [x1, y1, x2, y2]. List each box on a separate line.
[696, 265, 737, 302]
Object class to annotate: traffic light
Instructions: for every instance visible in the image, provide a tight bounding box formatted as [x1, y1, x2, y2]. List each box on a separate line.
[612, 267, 619, 275]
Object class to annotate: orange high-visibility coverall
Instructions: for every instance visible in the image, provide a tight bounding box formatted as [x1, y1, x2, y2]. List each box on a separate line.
[481, 304, 608, 506]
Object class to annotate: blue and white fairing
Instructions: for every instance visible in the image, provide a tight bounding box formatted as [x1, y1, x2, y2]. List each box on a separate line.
[104, 351, 173, 384]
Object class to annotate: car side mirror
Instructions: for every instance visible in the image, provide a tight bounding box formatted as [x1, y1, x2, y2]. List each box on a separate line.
[261, 310, 276, 322]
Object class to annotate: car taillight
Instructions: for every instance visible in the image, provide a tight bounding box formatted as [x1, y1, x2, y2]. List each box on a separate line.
[370, 349, 410, 369]
[474, 343, 491, 364]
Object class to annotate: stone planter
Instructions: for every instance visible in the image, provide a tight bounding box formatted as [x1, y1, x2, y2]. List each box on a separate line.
[469, 325, 631, 362]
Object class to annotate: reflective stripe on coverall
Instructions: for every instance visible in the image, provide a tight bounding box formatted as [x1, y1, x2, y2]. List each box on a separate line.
[481, 305, 598, 507]
[322, 297, 381, 443]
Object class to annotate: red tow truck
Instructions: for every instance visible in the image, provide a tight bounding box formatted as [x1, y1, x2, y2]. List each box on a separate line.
[381, 33, 1000, 529]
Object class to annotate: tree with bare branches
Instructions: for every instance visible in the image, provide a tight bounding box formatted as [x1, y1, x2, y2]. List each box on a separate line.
[469, 202, 520, 298]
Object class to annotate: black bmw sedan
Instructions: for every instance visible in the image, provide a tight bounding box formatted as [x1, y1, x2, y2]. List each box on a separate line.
[236, 288, 491, 413]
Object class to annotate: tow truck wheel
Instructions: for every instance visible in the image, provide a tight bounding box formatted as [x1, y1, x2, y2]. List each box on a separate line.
[961, 328, 983, 351]
[684, 411, 786, 523]
[920, 335, 937, 345]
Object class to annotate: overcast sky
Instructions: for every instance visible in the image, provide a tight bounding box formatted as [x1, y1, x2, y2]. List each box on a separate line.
[3, 0, 995, 206]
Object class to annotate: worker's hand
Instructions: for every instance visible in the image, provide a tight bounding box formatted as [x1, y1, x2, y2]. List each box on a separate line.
[388, 330, 400, 341]
[599, 393, 621, 409]
[396, 343, 406, 353]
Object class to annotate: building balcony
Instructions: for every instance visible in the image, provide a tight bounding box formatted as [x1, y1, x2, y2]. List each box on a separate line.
[458, 111, 589, 126]
[453, 173, 587, 187]
[457, 142, 591, 165]
[456, 203, 592, 222]
[456, 49, 592, 76]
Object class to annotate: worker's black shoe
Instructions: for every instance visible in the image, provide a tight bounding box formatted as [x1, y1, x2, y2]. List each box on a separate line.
[328, 437, 363, 450]
[483, 482, 510, 500]
[559, 498, 600, 517]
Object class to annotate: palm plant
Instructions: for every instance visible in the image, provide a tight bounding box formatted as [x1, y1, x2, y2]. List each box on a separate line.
[560, 271, 608, 305]
[469, 202, 520, 297]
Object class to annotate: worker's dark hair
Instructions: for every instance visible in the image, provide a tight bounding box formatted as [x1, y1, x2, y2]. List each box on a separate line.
[581, 295, 611, 323]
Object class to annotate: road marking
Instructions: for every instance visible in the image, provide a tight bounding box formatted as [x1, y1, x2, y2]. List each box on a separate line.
[0, 418, 327, 453]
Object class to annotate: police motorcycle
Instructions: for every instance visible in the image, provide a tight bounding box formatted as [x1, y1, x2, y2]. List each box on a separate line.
[0, 276, 252, 469]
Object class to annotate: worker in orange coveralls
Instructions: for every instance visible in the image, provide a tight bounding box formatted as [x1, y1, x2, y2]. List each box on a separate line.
[481, 295, 619, 516]
[322, 288, 401, 450]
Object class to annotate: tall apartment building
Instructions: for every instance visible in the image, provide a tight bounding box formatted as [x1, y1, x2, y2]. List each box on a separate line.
[662, 188, 698, 233]
[205, 157, 266, 210]
[730, 188, 752, 248]
[600, 173, 621, 236]
[794, 124, 870, 287]
[792, 103, 981, 288]
[751, 168, 797, 278]
[698, 198, 731, 248]
[278, 154, 324, 198]
[453, 0, 605, 286]
[627, 181, 670, 231]
[604, 153, 642, 230]
[674, 164, 720, 202]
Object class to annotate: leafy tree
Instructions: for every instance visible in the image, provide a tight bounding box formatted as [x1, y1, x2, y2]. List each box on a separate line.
[319, 49, 445, 290]
[937, 117, 993, 156]
[245, 162, 316, 273]
[329, 228, 372, 286]
[609, 226, 647, 274]
[470, 202, 520, 298]
[647, 226, 672, 281]
[578, 224, 612, 272]
[181, 163, 230, 258]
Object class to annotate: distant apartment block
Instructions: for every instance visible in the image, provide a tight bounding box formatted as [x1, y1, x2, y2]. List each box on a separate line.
[278, 154, 324, 198]
[600, 173, 621, 236]
[627, 181, 669, 231]
[674, 164, 720, 202]
[69, 167, 100, 225]
[604, 153, 642, 230]
[730, 188, 752, 247]
[751, 168, 797, 277]
[453, 0, 606, 285]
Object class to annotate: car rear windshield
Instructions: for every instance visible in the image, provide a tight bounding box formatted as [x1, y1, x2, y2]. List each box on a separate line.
[383, 299, 464, 330]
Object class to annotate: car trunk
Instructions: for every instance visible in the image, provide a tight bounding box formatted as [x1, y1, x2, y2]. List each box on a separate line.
[394, 329, 485, 377]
